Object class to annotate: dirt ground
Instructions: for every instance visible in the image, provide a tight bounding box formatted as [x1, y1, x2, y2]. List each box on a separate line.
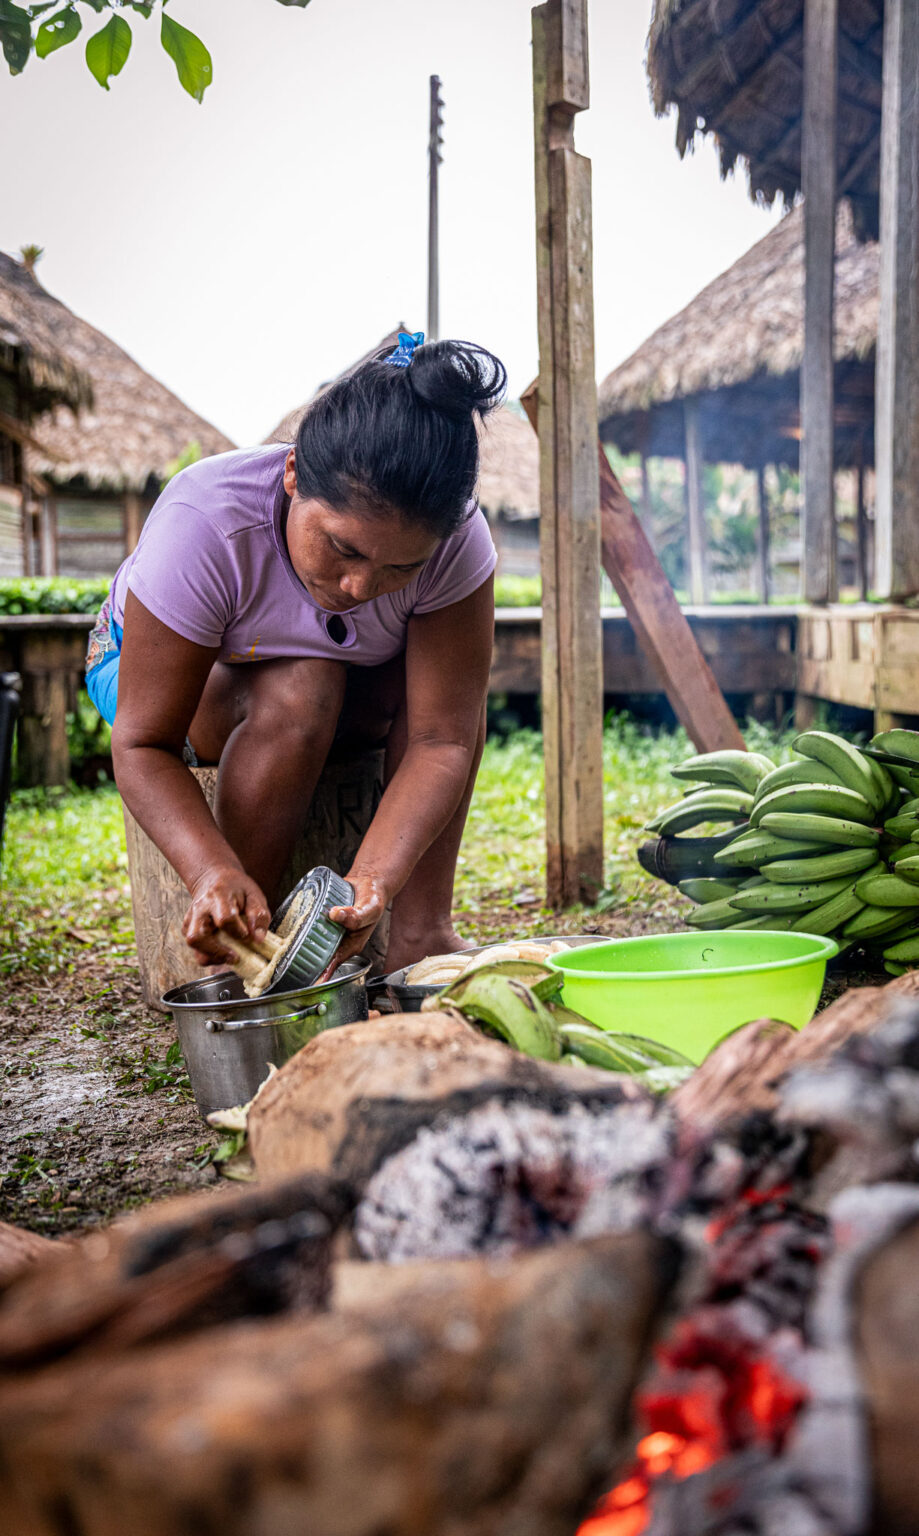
[0, 888, 883, 1239]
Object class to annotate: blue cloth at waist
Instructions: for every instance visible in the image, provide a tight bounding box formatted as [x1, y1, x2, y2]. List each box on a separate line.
[85, 618, 122, 727]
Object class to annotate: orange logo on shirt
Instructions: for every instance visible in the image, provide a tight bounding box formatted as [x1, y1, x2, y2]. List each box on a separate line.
[229, 636, 261, 662]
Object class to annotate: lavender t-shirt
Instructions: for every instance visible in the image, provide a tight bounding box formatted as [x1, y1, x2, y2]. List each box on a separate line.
[109, 445, 496, 665]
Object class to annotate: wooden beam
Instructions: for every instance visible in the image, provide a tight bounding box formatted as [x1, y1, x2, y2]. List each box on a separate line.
[875, 0, 919, 599]
[639, 453, 657, 553]
[39, 498, 55, 577]
[683, 398, 707, 605]
[522, 386, 745, 754]
[801, 0, 839, 603]
[855, 437, 869, 600]
[755, 464, 770, 604]
[532, 0, 603, 907]
[124, 493, 143, 555]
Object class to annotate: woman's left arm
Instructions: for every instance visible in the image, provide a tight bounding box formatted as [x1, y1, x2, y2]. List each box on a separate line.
[328, 574, 494, 959]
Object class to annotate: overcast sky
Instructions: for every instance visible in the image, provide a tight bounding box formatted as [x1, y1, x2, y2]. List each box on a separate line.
[1, 0, 783, 447]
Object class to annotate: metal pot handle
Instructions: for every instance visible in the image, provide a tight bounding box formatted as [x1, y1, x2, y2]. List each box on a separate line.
[204, 1002, 327, 1034]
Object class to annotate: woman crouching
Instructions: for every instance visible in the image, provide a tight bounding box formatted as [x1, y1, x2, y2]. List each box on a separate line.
[85, 333, 505, 974]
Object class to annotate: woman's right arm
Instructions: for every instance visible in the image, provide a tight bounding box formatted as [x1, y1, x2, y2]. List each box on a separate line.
[112, 590, 272, 960]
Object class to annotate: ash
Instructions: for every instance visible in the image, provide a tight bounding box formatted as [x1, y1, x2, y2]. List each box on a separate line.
[355, 1097, 671, 1262]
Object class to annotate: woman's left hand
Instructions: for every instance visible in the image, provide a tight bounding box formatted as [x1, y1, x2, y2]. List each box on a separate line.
[323, 874, 390, 977]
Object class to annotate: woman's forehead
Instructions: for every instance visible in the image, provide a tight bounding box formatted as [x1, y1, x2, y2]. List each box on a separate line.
[318, 503, 440, 564]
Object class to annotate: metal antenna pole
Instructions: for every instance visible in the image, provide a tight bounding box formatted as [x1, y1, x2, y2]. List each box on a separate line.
[428, 74, 444, 342]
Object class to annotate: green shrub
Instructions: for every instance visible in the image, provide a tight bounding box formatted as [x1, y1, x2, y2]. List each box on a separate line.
[494, 574, 542, 607]
[0, 578, 108, 616]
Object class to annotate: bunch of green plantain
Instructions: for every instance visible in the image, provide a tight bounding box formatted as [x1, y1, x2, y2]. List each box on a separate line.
[422, 959, 693, 1089]
[642, 732, 919, 969]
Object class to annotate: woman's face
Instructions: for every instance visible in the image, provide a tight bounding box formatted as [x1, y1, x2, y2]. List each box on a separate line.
[283, 452, 440, 612]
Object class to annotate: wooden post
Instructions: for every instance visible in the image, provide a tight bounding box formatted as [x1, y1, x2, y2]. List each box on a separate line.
[39, 498, 55, 576]
[124, 492, 143, 555]
[683, 398, 707, 604]
[639, 452, 657, 553]
[16, 633, 72, 787]
[801, 0, 839, 603]
[875, 0, 919, 599]
[427, 75, 443, 343]
[532, 0, 603, 906]
[755, 464, 770, 604]
[855, 439, 869, 600]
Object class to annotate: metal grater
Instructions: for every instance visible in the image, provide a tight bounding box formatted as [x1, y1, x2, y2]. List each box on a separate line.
[263, 866, 354, 993]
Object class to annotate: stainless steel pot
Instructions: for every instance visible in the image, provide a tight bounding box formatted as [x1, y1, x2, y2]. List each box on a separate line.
[369, 935, 605, 1013]
[162, 960, 370, 1118]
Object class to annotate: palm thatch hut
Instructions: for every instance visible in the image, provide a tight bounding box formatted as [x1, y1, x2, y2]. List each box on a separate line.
[267, 331, 540, 577]
[0, 251, 93, 575]
[645, 0, 919, 602]
[0, 251, 234, 579]
[599, 203, 877, 469]
[600, 205, 877, 601]
[647, 0, 883, 239]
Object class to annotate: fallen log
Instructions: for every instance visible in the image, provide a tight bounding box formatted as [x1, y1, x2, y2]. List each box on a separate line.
[857, 1217, 919, 1536]
[671, 974, 919, 1132]
[247, 1011, 668, 1261]
[0, 1223, 60, 1292]
[248, 1011, 650, 1180]
[0, 1231, 673, 1536]
[0, 1174, 352, 1371]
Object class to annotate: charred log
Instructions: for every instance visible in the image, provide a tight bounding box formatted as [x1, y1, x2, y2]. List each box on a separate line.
[672, 975, 919, 1133]
[0, 1224, 60, 1292]
[0, 1174, 352, 1371]
[0, 1232, 673, 1536]
[247, 1012, 669, 1262]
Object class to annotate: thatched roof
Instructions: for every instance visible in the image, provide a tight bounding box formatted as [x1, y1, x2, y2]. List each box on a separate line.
[0, 252, 234, 492]
[0, 251, 93, 416]
[598, 203, 878, 468]
[267, 330, 539, 520]
[648, 0, 884, 239]
[475, 404, 539, 521]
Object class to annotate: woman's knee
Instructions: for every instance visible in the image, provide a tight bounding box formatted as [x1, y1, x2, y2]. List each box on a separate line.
[337, 655, 406, 745]
[244, 657, 347, 734]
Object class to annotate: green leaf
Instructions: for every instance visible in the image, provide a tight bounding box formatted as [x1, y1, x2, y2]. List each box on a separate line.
[160, 11, 210, 101]
[0, 1, 32, 74]
[85, 11, 130, 88]
[28, 4, 60, 16]
[126, 2, 152, 15]
[80, 0, 108, 11]
[35, 3, 80, 57]
[273, 0, 312, 6]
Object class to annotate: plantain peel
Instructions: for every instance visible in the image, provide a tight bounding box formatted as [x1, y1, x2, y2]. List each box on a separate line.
[433, 969, 563, 1061]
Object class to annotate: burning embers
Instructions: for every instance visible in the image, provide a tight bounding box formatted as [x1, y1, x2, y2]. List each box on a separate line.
[578, 1191, 826, 1536]
[577, 1002, 919, 1536]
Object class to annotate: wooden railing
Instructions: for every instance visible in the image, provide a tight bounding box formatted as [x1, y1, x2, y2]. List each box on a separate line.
[1, 608, 804, 787]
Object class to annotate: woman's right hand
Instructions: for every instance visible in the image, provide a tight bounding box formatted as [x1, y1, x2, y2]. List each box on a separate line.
[182, 864, 273, 965]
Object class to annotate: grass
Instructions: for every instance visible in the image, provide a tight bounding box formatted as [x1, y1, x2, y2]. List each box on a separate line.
[457, 714, 799, 920]
[2, 786, 133, 975]
[3, 716, 800, 969]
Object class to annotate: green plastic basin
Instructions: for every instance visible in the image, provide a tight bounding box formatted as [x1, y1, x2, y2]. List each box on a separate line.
[547, 930, 838, 1064]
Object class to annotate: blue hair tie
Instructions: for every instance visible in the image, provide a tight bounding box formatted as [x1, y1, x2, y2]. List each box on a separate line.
[384, 330, 424, 368]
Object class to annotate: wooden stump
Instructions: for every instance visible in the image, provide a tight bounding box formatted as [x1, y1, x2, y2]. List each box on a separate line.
[123, 750, 387, 1009]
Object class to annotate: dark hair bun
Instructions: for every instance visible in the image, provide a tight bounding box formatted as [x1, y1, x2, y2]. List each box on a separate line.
[295, 335, 508, 539]
[407, 340, 506, 423]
